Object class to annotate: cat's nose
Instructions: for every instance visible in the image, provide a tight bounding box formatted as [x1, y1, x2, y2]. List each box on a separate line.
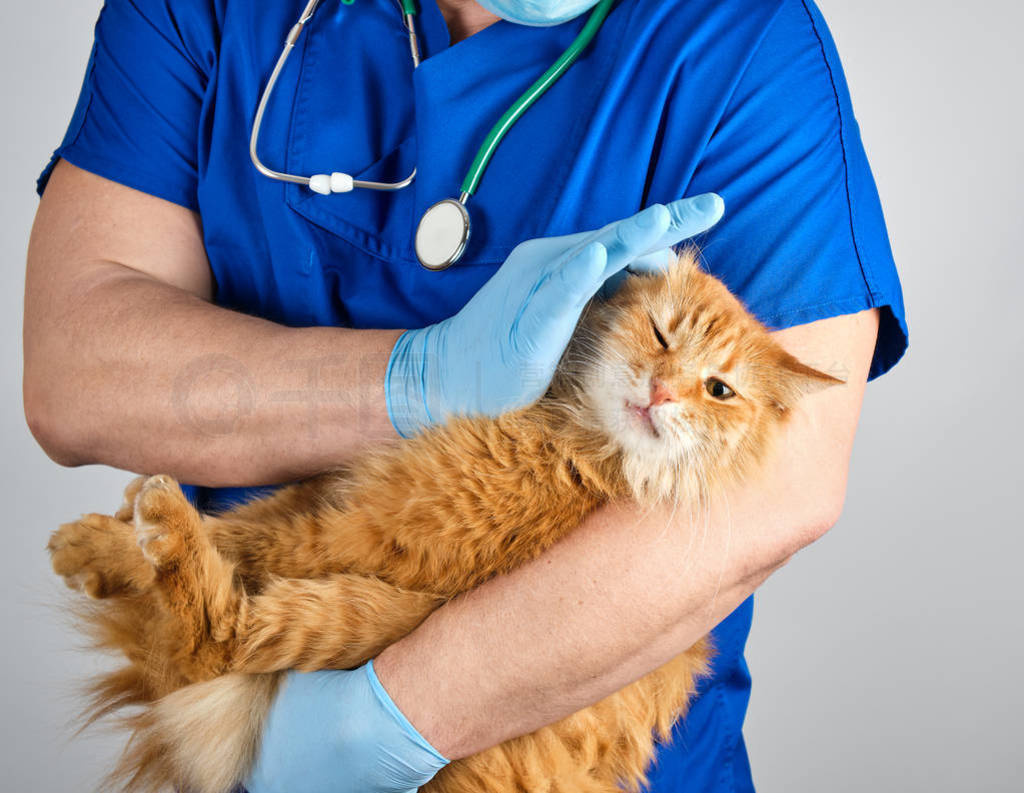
[649, 378, 676, 406]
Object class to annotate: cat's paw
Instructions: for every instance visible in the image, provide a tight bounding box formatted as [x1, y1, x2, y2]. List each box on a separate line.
[48, 513, 153, 598]
[115, 475, 149, 522]
[133, 475, 200, 570]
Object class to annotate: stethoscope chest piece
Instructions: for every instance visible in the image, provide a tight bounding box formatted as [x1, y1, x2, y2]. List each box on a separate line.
[415, 198, 471, 270]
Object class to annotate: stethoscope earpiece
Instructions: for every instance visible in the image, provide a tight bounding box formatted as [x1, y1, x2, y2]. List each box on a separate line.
[308, 173, 355, 195]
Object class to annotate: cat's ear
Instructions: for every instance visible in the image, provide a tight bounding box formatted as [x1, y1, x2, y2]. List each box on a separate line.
[770, 349, 845, 411]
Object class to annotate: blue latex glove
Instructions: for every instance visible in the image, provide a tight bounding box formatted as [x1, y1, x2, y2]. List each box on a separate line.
[386, 194, 724, 437]
[245, 662, 447, 793]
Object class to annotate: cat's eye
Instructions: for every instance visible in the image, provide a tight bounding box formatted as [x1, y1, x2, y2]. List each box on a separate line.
[649, 316, 669, 349]
[705, 378, 735, 400]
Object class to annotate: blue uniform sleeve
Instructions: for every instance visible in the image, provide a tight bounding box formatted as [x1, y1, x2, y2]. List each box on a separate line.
[37, 0, 219, 211]
[655, 0, 907, 380]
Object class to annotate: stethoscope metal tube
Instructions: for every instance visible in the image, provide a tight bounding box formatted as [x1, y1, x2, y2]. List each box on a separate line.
[249, 0, 420, 194]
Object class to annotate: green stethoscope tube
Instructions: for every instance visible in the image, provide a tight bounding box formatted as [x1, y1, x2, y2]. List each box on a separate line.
[458, 0, 616, 198]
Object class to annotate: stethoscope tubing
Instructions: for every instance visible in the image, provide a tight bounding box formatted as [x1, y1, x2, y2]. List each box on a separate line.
[249, 0, 421, 192]
[251, 0, 614, 198]
[250, 0, 615, 267]
[459, 0, 615, 198]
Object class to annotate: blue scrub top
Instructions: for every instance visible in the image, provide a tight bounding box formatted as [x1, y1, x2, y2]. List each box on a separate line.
[40, 0, 907, 789]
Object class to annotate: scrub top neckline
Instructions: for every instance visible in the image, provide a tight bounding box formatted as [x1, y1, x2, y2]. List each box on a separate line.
[415, 0, 555, 63]
[413, 0, 597, 83]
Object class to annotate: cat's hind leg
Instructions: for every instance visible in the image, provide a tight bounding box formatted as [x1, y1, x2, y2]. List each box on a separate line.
[132, 475, 444, 676]
[132, 475, 245, 681]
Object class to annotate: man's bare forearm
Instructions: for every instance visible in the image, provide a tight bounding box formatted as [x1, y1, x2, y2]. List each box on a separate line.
[377, 489, 787, 760]
[25, 268, 400, 484]
[24, 161, 401, 485]
[375, 309, 878, 760]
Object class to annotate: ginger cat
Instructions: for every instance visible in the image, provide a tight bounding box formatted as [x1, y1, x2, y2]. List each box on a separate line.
[49, 251, 840, 793]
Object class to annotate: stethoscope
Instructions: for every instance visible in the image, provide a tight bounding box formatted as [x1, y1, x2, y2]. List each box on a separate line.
[250, 0, 615, 270]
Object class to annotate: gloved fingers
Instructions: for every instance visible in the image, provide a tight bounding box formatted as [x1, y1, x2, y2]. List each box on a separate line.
[589, 204, 673, 281]
[551, 194, 721, 278]
[600, 194, 723, 258]
[576, 196, 719, 280]
[543, 206, 673, 308]
[655, 193, 725, 249]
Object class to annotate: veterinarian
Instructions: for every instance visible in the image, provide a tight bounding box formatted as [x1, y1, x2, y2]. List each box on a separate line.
[24, 0, 906, 790]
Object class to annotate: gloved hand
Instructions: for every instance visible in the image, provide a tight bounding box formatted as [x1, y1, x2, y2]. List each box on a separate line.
[386, 194, 725, 436]
[245, 661, 447, 793]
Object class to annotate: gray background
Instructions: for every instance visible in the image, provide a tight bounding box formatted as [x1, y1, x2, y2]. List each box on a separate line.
[1, 1, 1020, 791]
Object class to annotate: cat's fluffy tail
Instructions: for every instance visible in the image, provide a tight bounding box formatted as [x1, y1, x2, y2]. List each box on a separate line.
[110, 672, 280, 793]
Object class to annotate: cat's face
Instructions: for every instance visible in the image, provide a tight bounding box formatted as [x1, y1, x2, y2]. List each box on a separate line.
[563, 252, 840, 500]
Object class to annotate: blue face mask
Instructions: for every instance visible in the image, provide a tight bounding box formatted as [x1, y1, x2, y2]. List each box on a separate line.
[474, 0, 602, 27]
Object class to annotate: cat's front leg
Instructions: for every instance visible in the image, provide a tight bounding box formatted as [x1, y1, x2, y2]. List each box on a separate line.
[132, 475, 246, 681]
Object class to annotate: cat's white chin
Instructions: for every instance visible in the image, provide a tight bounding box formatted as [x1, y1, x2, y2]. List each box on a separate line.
[619, 452, 687, 503]
[583, 393, 694, 503]
[618, 411, 696, 499]
[580, 361, 699, 499]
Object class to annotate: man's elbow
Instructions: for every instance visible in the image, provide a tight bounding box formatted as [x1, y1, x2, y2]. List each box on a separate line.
[777, 478, 848, 562]
[729, 473, 849, 590]
[802, 488, 847, 546]
[23, 375, 92, 468]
